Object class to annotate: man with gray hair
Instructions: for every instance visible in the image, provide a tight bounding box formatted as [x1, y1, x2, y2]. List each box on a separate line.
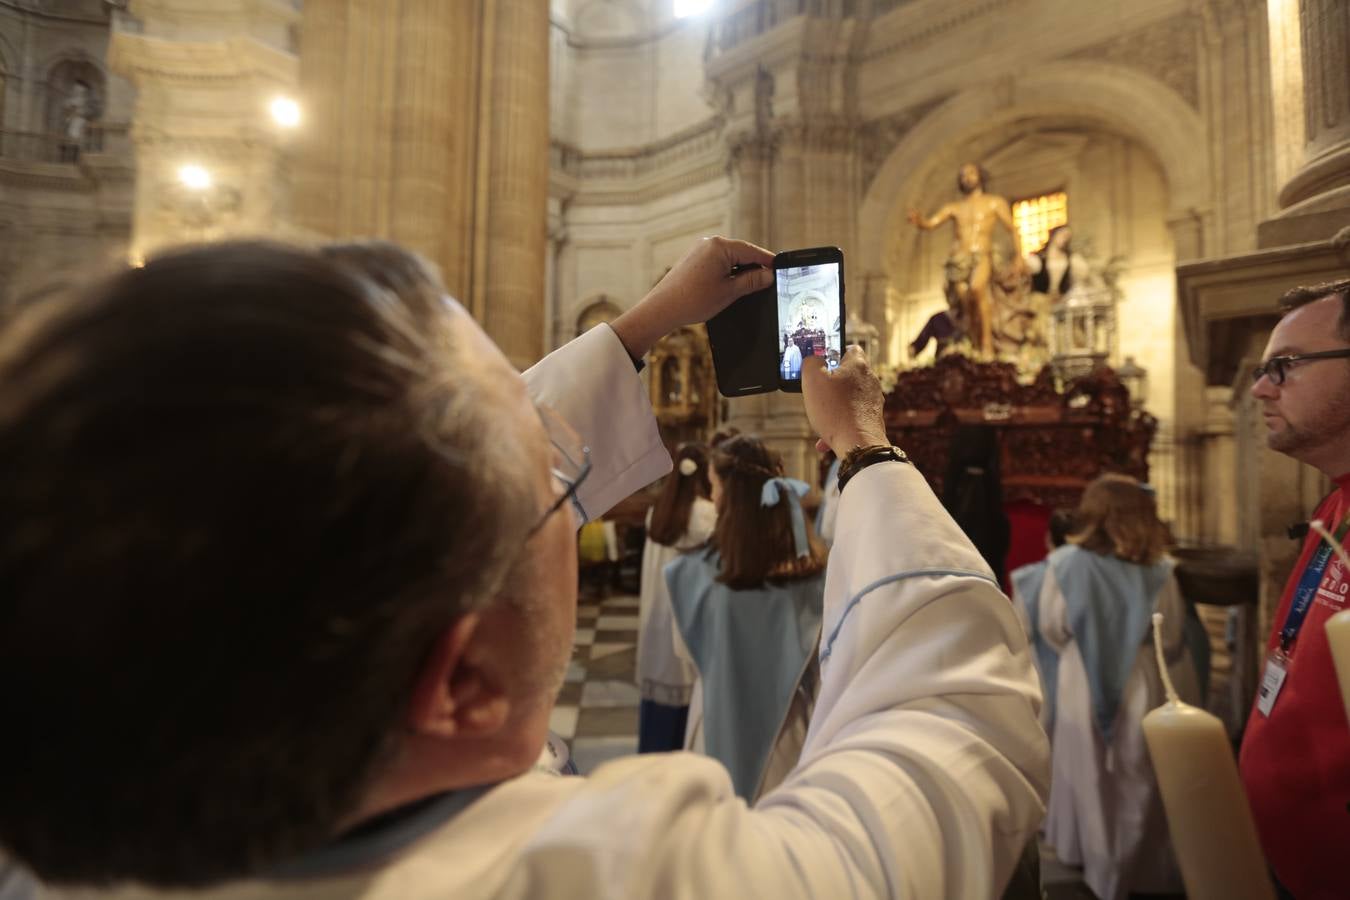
[0, 236, 1047, 899]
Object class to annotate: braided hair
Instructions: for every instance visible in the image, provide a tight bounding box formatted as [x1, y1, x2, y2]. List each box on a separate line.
[710, 436, 826, 590]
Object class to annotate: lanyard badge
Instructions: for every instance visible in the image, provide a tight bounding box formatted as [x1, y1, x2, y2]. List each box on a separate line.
[1257, 512, 1350, 718]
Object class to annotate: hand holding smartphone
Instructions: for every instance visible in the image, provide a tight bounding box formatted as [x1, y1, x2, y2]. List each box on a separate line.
[707, 246, 846, 397]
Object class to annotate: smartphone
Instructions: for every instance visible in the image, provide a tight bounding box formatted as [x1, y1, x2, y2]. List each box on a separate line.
[774, 247, 845, 393]
[706, 284, 779, 397]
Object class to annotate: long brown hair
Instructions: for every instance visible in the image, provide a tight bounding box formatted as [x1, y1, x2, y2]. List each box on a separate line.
[712, 436, 826, 589]
[649, 443, 712, 546]
[1069, 473, 1171, 565]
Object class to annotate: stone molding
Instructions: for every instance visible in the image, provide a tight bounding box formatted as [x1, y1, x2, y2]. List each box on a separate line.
[552, 117, 723, 181]
[127, 127, 278, 157]
[858, 95, 950, 189]
[128, 0, 298, 29]
[0, 158, 99, 191]
[862, 0, 1021, 62]
[1066, 12, 1200, 110]
[549, 13, 686, 51]
[551, 117, 728, 206]
[1177, 235, 1350, 384]
[109, 32, 298, 85]
[0, 0, 110, 26]
[771, 114, 862, 154]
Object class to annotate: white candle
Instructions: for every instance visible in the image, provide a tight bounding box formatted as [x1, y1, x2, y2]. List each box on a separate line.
[1309, 519, 1350, 726]
[1141, 613, 1273, 900]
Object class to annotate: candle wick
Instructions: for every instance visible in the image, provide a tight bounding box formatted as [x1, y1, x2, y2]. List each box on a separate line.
[1152, 612, 1180, 706]
[1311, 519, 1350, 571]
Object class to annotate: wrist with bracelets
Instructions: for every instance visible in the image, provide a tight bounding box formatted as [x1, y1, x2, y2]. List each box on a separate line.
[836, 443, 910, 492]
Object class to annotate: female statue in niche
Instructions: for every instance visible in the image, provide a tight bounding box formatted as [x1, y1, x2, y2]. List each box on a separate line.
[1026, 225, 1089, 303]
[59, 80, 93, 162]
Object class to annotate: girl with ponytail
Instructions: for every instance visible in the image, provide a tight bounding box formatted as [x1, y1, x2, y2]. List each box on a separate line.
[636, 443, 716, 753]
[666, 435, 827, 800]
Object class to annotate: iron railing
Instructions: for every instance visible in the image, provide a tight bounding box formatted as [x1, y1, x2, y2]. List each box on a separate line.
[0, 125, 113, 164]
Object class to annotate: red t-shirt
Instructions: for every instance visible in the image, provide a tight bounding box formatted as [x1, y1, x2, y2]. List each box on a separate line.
[1239, 475, 1350, 900]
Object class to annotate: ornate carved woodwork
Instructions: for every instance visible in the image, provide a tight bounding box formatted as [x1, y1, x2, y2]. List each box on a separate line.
[649, 325, 719, 451]
[884, 354, 1156, 509]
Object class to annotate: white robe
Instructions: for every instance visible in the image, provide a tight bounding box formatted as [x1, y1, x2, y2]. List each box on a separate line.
[34, 323, 1050, 900]
[636, 498, 716, 706]
[1038, 562, 1199, 900]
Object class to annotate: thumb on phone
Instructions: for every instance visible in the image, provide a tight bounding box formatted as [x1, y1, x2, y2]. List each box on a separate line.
[801, 347, 887, 455]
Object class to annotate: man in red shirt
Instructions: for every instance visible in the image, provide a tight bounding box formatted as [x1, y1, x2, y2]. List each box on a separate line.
[1241, 277, 1350, 900]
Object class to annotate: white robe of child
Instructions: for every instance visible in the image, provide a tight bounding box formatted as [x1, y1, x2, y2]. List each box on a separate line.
[637, 498, 716, 706]
[1038, 560, 1200, 900]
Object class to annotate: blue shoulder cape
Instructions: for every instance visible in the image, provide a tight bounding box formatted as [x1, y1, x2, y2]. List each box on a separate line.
[1010, 559, 1059, 729]
[666, 550, 823, 800]
[1048, 544, 1173, 743]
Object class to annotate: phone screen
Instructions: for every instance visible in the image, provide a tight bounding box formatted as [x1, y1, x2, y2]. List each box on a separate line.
[776, 261, 843, 381]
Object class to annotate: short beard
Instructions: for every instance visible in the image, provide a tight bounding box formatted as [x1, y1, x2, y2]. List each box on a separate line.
[1267, 387, 1350, 464]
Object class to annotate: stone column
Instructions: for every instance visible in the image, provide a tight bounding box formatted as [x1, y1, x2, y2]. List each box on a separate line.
[472, 0, 549, 369]
[1262, 0, 1350, 244]
[110, 0, 300, 259]
[294, 0, 547, 369]
[1283, 0, 1350, 208]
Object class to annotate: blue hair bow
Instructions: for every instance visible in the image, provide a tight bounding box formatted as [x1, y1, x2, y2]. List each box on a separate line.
[760, 476, 811, 558]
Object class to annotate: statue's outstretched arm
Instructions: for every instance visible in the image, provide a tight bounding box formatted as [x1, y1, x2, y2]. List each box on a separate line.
[908, 203, 953, 231]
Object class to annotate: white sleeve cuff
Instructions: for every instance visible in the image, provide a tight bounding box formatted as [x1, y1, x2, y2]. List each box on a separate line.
[522, 325, 672, 521]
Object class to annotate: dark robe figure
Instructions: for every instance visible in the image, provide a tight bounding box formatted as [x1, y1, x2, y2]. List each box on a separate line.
[942, 425, 1011, 585]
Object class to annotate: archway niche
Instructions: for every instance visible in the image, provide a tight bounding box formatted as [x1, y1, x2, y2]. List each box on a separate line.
[43, 57, 106, 152]
[575, 295, 624, 336]
[858, 62, 1211, 532]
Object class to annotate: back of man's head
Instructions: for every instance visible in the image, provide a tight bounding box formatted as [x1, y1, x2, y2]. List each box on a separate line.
[0, 242, 533, 887]
[1279, 277, 1350, 339]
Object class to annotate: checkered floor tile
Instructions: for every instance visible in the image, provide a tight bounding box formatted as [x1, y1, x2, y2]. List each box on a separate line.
[552, 593, 641, 773]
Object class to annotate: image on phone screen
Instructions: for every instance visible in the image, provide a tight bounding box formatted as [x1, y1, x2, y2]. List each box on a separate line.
[777, 262, 842, 381]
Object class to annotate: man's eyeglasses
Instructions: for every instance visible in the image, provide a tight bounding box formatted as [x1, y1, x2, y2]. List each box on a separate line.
[527, 404, 592, 537]
[1250, 348, 1350, 386]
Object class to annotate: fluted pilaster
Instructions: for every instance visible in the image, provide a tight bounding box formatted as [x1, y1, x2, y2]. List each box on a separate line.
[1277, 0, 1350, 213]
[294, 0, 547, 367]
[475, 0, 549, 368]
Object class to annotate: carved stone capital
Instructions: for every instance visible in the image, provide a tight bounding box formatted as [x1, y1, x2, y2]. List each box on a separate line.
[726, 129, 777, 168]
[858, 95, 951, 189]
[1066, 13, 1200, 110]
[772, 115, 861, 154]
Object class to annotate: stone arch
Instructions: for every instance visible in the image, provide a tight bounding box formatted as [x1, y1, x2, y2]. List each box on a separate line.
[858, 61, 1211, 282]
[574, 295, 624, 335]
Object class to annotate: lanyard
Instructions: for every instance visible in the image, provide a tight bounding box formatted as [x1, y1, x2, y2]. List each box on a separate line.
[1279, 513, 1350, 652]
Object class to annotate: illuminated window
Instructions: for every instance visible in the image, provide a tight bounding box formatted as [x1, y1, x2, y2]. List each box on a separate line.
[1012, 191, 1068, 254]
[674, 0, 714, 18]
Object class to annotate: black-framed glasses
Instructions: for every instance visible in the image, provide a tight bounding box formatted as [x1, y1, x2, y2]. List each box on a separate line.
[1251, 348, 1350, 386]
[526, 404, 592, 537]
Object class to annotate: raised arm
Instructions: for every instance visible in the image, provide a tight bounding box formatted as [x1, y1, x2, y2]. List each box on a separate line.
[523, 237, 774, 520]
[609, 236, 773, 361]
[908, 203, 956, 232]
